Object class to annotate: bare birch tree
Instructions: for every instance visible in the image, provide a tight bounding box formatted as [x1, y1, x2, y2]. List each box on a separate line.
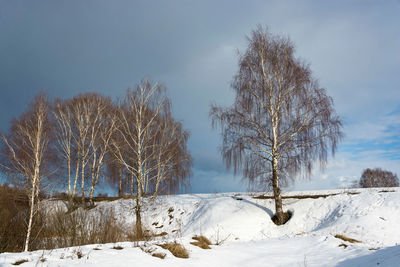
[69, 94, 93, 206]
[0, 93, 54, 251]
[111, 78, 191, 236]
[87, 95, 116, 206]
[211, 26, 343, 225]
[152, 109, 192, 195]
[111, 79, 167, 236]
[53, 98, 79, 207]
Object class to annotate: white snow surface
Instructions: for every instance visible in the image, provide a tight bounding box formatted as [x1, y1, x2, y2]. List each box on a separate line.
[1, 188, 400, 266]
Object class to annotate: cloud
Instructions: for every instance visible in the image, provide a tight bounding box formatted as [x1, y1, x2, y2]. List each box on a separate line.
[189, 168, 244, 194]
[1, 0, 399, 193]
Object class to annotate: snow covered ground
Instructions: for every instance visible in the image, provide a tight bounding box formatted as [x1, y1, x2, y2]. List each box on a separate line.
[1, 188, 400, 266]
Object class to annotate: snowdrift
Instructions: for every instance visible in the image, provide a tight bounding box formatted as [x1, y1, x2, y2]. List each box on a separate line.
[1, 188, 399, 266]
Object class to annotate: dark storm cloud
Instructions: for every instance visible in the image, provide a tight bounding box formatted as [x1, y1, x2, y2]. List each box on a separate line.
[1, 0, 399, 192]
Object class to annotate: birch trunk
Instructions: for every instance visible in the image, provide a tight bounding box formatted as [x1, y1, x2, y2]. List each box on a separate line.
[135, 182, 143, 238]
[81, 158, 85, 206]
[272, 156, 284, 225]
[24, 174, 37, 252]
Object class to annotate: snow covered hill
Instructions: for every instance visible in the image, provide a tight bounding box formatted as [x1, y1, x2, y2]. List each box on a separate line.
[1, 188, 400, 266]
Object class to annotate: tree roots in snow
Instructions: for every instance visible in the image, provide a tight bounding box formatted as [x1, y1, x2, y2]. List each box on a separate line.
[272, 210, 292, 225]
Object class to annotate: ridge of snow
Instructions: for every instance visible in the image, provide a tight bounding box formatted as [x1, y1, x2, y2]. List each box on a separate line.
[1, 188, 399, 266]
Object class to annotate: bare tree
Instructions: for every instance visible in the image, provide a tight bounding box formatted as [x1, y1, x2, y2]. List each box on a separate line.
[152, 109, 192, 196]
[111, 79, 167, 236]
[53, 98, 79, 207]
[210, 26, 343, 225]
[0, 93, 54, 251]
[359, 168, 399, 188]
[111, 78, 191, 236]
[87, 95, 116, 206]
[69, 94, 94, 206]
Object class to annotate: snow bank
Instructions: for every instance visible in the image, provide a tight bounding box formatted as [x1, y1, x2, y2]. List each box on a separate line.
[1, 188, 399, 266]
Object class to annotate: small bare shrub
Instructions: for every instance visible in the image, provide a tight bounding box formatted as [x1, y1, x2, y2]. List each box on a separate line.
[159, 242, 189, 258]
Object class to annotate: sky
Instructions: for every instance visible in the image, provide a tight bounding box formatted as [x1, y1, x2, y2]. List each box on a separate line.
[0, 0, 399, 193]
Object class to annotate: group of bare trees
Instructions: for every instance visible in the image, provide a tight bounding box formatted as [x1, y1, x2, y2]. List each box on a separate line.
[0, 79, 192, 251]
[357, 168, 399, 188]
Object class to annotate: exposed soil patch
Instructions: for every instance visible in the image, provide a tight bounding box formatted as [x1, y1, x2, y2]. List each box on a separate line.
[272, 210, 292, 225]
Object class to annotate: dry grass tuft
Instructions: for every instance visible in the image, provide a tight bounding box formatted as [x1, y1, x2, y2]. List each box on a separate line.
[12, 259, 28, 265]
[334, 234, 361, 243]
[112, 245, 124, 250]
[378, 189, 395, 193]
[253, 191, 360, 200]
[152, 252, 166, 259]
[338, 243, 348, 248]
[190, 235, 212, 249]
[155, 231, 168, 237]
[159, 242, 189, 258]
[76, 250, 83, 259]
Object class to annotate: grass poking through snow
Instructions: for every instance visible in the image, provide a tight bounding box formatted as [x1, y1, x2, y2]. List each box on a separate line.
[190, 235, 212, 249]
[152, 252, 166, 259]
[159, 242, 189, 258]
[334, 234, 361, 243]
[12, 259, 28, 265]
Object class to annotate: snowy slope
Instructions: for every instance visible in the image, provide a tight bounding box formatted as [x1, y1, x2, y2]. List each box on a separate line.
[1, 188, 400, 266]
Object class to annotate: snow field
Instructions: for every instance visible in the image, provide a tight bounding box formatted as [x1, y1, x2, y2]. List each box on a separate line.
[1, 188, 399, 266]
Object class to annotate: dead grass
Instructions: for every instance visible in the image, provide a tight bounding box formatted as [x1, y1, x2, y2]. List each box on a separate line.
[159, 242, 189, 258]
[75, 250, 83, 259]
[334, 234, 361, 243]
[0, 185, 32, 252]
[155, 231, 168, 237]
[253, 191, 360, 200]
[112, 245, 124, 250]
[12, 259, 28, 265]
[152, 252, 166, 259]
[378, 190, 395, 193]
[39, 206, 128, 249]
[338, 243, 348, 248]
[190, 235, 212, 249]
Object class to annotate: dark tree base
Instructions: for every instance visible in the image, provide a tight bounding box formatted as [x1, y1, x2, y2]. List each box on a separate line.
[272, 210, 293, 225]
